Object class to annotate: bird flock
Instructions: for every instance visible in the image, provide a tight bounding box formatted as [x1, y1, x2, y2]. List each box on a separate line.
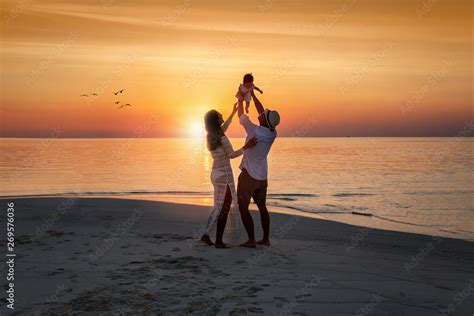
[80, 89, 132, 109]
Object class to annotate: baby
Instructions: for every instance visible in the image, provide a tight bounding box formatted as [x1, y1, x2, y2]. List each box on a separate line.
[235, 73, 263, 114]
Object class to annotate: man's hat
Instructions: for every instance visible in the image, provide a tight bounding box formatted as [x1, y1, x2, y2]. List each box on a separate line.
[263, 109, 280, 129]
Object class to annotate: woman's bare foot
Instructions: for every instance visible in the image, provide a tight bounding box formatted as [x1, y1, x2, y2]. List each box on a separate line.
[215, 243, 231, 249]
[257, 239, 271, 246]
[240, 240, 256, 248]
[200, 235, 214, 246]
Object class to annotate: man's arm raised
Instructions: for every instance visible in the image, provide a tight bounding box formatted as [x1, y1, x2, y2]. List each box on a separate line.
[251, 90, 265, 115]
[237, 99, 244, 118]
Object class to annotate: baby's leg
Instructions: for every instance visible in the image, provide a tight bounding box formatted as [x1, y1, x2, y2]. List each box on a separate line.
[245, 101, 250, 113]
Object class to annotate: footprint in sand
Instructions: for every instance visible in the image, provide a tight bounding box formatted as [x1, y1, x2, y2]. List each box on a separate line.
[247, 306, 264, 313]
[246, 286, 263, 295]
[296, 293, 312, 299]
[229, 308, 247, 315]
[17, 235, 33, 244]
[46, 230, 65, 237]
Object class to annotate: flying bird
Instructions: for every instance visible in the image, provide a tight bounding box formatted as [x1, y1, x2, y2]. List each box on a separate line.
[91, 93, 98, 96]
[118, 104, 131, 109]
[80, 94, 88, 97]
[114, 101, 120, 104]
[113, 89, 124, 95]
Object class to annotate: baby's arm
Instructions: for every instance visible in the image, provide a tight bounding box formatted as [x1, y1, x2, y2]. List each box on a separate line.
[254, 85, 263, 94]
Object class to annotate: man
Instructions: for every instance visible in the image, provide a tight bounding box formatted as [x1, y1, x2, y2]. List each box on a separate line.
[237, 90, 280, 248]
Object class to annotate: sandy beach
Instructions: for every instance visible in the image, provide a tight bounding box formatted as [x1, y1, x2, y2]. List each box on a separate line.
[1, 197, 473, 315]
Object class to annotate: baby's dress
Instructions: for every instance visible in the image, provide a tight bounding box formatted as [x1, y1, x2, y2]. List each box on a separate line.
[235, 83, 255, 102]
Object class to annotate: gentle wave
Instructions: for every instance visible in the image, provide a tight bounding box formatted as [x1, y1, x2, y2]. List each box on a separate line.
[333, 193, 375, 197]
[0, 190, 319, 199]
[0, 190, 469, 234]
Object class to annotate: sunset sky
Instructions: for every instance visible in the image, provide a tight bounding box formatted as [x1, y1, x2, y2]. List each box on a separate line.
[1, 0, 472, 137]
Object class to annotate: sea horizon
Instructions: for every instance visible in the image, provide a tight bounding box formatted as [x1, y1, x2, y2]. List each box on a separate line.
[2, 136, 474, 139]
[3, 137, 472, 242]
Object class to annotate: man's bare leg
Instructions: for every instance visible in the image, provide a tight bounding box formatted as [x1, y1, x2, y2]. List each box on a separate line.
[255, 202, 270, 246]
[238, 171, 257, 248]
[238, 202, 256, 248]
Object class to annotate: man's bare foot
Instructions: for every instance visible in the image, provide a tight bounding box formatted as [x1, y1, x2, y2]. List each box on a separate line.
[200, 235, 214, 246]
[240, 240, 256, 248]
[215, 243, 231, 249]
[257, 239, 271, 246]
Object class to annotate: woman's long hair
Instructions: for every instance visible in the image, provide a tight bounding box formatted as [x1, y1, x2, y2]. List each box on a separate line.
[204, 110, 224, 151]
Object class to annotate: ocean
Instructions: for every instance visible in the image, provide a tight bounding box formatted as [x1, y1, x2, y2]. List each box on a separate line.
[1, 137, 473, 241]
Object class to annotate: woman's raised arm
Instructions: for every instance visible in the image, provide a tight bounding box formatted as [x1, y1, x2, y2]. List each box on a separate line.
[222, 102, 238, 132]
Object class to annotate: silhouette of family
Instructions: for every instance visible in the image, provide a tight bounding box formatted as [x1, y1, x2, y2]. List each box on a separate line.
[200, 73, 280, 249]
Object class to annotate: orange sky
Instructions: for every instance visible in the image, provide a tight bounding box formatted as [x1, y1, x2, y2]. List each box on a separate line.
[1, 0, 472, 137]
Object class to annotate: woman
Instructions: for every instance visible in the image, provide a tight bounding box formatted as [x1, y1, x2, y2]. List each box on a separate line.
[201, 103, 257, 248]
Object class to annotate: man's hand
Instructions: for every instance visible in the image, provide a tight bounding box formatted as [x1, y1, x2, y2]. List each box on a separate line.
[251, 90, 265, 115]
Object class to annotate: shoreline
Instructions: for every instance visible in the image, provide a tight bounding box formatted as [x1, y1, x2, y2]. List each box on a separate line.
[1, 197, 473, 315]
[2, 193, 472, 243]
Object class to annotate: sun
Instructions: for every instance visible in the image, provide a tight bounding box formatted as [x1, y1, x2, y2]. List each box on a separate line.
[188, 120, 205, 138]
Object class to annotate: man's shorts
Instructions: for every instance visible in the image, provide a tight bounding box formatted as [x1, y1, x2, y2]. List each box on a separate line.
[237, 168, 268, 208]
